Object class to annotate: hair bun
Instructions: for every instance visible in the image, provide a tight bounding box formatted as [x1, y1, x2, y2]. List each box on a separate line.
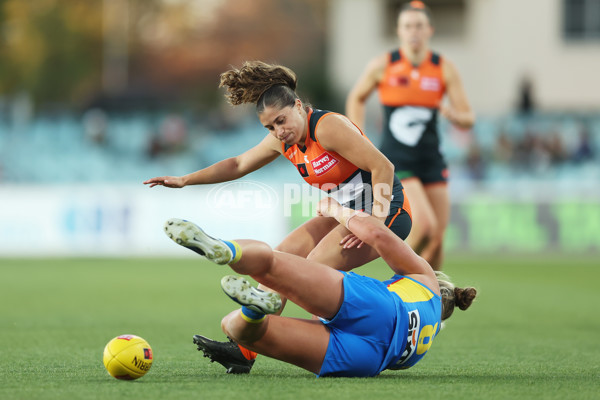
[454, 287, 477, 311]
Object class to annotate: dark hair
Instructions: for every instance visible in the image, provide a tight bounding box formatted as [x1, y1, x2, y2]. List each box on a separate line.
[436, 272, 477, 321]
[219, 61, 299, 113]
[399, 1, 433, 25]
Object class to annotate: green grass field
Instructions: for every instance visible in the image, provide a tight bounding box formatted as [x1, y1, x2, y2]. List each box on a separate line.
[1, 255, 598, 400]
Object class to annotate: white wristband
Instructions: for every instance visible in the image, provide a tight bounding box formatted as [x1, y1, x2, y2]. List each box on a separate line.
[345, 212, 360, 230]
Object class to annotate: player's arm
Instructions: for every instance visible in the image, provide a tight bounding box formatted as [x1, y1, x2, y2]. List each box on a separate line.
[345, 54, 387, 129]
[316, 115, 394, 219]
[440, 58, 475, 129]
[143, 135, 281, 188]
[317, 198, 435, 282]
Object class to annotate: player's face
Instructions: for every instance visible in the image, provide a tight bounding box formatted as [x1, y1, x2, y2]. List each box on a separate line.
[397, 10, 433, 52]
[259, 100, 306, 145]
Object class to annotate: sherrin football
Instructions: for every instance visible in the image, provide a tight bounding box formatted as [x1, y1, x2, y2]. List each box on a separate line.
[103, 334, 153, 380]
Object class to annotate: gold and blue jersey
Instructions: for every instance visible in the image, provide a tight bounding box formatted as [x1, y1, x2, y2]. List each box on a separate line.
[382, 275, 442, 369]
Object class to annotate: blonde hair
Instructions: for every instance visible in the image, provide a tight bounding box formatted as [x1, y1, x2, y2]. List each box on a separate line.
[436, 271, 477, 321]
[219, 61, 299, 113]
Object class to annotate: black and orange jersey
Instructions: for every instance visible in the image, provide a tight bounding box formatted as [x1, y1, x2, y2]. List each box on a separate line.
[283, 109, 364, 194]
[282, 108, 406, 215]
[379, 49, 445, 109]
[377, 50, 448, 179]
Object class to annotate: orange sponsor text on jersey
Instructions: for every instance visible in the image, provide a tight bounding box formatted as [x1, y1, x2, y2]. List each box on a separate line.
[378, 50, 445, 109]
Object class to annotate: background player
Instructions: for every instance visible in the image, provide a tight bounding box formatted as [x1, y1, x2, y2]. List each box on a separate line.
[346, 1, 475, 270]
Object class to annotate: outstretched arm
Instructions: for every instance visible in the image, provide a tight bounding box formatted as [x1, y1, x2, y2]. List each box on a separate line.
[317, 198, 435, 280]
[143, 135, 280, 188]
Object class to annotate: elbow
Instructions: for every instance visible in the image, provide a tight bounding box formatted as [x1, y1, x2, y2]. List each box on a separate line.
[377, 158, 395, 179]
[385, 158, 394, 174]
[363, 224, 389, 245]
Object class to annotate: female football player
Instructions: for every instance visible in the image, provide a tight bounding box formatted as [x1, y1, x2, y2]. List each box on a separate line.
[346, 1, 475, 270]
[145, 60, 412, 270]
[144, 61, 414, 371]
[163, 197, 476, 377]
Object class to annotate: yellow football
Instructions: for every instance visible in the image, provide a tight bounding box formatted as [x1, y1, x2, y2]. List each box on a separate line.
[103, 334, 153, 380]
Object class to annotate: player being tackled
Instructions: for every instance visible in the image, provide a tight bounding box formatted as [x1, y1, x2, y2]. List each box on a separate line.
[165, 218, 282, 374]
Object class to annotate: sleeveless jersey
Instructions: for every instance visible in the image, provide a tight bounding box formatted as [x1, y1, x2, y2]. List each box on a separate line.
[282, 108, 403, 210]
[378, 50, 446, 166]
[382, 275, 442, 369]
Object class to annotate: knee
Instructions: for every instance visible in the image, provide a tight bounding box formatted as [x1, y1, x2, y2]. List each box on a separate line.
[230, 240, 274, 276]
[414, 216, 438, 240]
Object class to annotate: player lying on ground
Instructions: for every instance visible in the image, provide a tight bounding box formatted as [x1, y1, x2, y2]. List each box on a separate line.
[164, 198, 476, 377]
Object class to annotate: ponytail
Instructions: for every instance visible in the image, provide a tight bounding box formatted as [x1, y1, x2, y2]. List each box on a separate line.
[219, 61, 299, 113]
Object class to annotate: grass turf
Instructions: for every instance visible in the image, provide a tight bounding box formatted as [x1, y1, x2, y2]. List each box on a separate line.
[0, 255, 598, 399]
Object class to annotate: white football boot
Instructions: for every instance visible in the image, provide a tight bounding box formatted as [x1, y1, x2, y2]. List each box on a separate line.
[164, 218, 233, 264]
[220, 275, 282, 315]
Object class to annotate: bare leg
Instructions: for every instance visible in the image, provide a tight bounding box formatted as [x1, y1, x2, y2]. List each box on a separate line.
[402, 179, 438, 262]
[221, 311, 330, 374]
[257, 216, 340, 313]
[419, 183, 450, 270]
[221, 240, 344, 374]
[274, 216, 340, 257]
[258, 216, 379, 313]
[229, 240, 344, 318]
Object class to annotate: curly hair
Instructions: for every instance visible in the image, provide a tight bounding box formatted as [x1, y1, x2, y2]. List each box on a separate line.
[219, 61, 299, 113]
[436, 271, 477, 321]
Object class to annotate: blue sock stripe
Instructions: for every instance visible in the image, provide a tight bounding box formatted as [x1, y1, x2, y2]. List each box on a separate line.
[223, 240, 237, 260]
[241, 306, 265, 321]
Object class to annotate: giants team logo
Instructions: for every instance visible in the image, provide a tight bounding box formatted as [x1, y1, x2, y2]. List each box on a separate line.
[310, 152, 338, 176]
[296, 163, 309, 177]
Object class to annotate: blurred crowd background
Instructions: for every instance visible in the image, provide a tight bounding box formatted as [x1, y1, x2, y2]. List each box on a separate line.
[0, 0, 599, 255]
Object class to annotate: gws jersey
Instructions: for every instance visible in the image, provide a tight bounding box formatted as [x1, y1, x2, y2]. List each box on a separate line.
[282, 108, 403, 211]
[382, 275, 442, 369]
[378, 50, 446, 166]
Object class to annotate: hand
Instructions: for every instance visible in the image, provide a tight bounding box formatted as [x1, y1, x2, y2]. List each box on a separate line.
[340, 233, 365, 249]
[143, 176, 185, 188]
[440, 105, 456, 124]
[316, 197, 341, 218]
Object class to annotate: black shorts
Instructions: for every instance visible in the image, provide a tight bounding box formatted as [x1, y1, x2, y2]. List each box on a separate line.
[384, 187, 412, 240]
[394, 158, 449, 185]
[346, 175, 412, 240]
